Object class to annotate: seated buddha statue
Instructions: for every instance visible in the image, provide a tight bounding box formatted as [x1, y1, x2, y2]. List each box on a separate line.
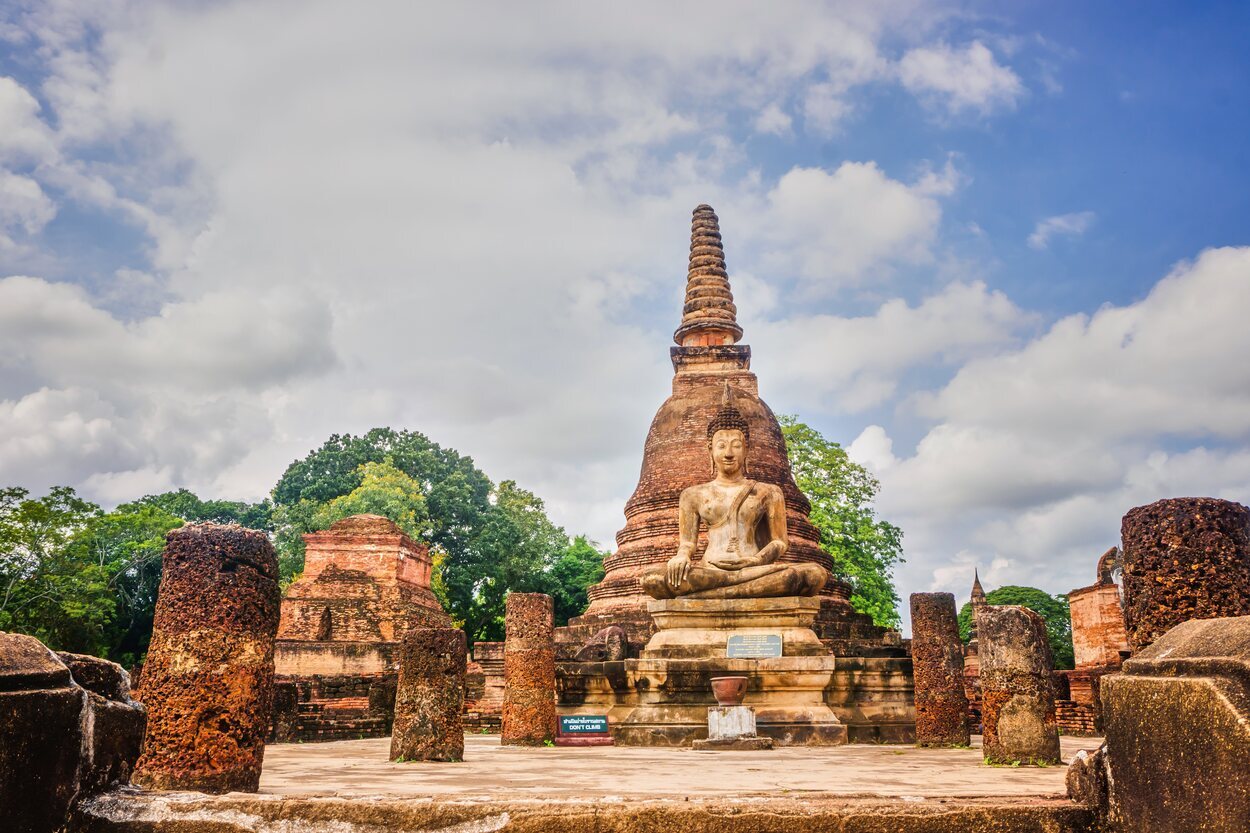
[641, 386, 828, 601]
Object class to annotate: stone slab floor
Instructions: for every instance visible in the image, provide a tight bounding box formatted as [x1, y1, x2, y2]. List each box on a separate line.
[259, 734, 1099, 800]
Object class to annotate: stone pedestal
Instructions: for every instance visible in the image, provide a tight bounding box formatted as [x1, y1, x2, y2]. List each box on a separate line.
[910, 592, 970, 747]
[1099, 615, 1250, 832]
[390, 628, 466, 762]
[976, 605, 1060, 766]
[693, 705, 775, 751]
[613, 597, 845, 747]
[1121, 497, 1250, 651]
[133, 524, 281, 793]
[501, 593, 555, 746]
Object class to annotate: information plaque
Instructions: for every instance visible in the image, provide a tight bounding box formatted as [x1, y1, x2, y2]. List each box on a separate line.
[725, 633, 783, 658]
[559, 714, 609, 734]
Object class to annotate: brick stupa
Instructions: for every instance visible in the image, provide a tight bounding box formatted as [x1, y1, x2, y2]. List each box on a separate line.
[277, 514, 450, 670]
[560, 205, 883, 655]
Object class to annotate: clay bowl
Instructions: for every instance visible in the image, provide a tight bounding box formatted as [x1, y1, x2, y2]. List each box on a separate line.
[710, 675, 749, 706]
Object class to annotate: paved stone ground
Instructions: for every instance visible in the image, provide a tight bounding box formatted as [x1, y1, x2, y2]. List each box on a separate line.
[260, 734, 1099, 799]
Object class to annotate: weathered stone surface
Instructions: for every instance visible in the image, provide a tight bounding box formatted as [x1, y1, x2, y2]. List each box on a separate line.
[74, 791, 1098, 833]
[390, 627, 466, 762]
[976, 605, 1060, 765]
[277, 514, 450, 668]
[1068, 580, 1129, 670]
[573, 625, 629, 662]
[2, 635, 146, 833]
[502, 593, 555, 746]
[1100, 615, 1250, 832]
[1065, 745, 1108, 809]
[268, 680, 300, 743]
[133, 523, 280, 794]
[0, 632, 84, 833]
[910, 592, 970, 747]
[464, 640, 504, 733]
[59, 652, 146, 795]
[1121, 497, 1250, 651]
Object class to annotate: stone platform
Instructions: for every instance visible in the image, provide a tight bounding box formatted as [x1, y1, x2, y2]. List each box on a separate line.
[73, 735, 1098, 832]
[559, 596, 913, 745]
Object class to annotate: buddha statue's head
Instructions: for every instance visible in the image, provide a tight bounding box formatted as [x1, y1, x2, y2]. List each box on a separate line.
[707, 385, 750, 478]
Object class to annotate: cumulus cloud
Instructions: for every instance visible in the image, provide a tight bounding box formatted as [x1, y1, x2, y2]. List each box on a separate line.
[754, 103, 793, 136]
[0, 77, 56, 163]
[898, 41, 1024, 115]
[751, 280, 1029, 413]
[1027, 211, 1095, 249]
[876, 247, 1250, 606]
[757, 161, 950, 286]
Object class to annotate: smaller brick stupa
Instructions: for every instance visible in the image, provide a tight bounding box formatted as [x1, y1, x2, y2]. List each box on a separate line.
[272, 514, 452, 742]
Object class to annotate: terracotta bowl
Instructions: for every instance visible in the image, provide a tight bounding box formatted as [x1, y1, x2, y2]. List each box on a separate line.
[710, 675, 749, 706]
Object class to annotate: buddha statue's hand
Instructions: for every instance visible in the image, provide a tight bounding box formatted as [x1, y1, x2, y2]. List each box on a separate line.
[706, 554, 762, 571]
[666, 553, 692, 588]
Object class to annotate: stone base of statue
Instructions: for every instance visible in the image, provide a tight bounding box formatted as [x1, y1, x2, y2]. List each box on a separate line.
[691, 705, 775, 751]
[610, 596, 847, 747]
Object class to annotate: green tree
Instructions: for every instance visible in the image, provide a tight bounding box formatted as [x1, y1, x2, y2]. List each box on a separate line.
[454, 480, 570, 641]
[271, 428, 491, 584]
[128, 488, 272, 530]
[312, 460, 431, 540]
[65, 503, 184, 665]
[957, 585, 1074, 670]
[0, 486, 103, 647]
[779, 416, 904, 628]
[542, 535, 608, 628]
[270, 429, 591, 642]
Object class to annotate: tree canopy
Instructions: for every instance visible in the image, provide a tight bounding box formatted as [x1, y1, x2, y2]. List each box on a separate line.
[779, 416, 904, 628]
[957, 585, 1074, 670]
[270, 428, 605, 640]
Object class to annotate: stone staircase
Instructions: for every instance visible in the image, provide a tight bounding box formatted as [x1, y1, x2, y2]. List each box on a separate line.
[290, 697, 391, 741]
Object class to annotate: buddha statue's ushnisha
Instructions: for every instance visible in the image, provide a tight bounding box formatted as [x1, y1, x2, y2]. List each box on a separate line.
[641, 386, 828, 600]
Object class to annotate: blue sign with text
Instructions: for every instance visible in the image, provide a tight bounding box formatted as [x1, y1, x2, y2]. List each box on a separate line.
[559, 714, 610, 734]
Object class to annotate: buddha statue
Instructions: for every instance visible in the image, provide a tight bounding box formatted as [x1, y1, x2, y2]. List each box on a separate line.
[641, 386, 829, 601]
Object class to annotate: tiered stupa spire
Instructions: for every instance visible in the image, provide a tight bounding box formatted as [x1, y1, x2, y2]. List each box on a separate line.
[673, 205, 743, 347]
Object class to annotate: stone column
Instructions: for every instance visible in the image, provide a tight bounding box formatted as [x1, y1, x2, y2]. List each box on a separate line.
[133, 524, 281, 793]
[909, 592, 970, 747]
[976, 605, 1060, 765]
[1121, 497, 1250, 651]
[501, 593, 555, 746]
[390, 627, 467, 762]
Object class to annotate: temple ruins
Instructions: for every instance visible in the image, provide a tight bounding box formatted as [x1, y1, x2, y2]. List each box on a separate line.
[271, 514, 452, 741]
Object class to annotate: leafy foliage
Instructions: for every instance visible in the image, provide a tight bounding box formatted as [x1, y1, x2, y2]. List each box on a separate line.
[126, 488, 272, 530]
[312, 460, 430, 539]
[779, 416, 904, 629]
[269, 428, 603, 641]
[957, 585, 1075, 670]
[0, 487, 183, 665]
[544, 536, 608, 628]
[271, 428, 491, 584]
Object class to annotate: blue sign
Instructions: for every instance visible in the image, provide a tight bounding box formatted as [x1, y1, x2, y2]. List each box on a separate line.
[726, 633, 783, 658]
[559, 714, 609, 734]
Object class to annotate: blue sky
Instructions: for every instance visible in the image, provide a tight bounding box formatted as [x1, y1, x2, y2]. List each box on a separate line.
[2, 2, 1248, 625]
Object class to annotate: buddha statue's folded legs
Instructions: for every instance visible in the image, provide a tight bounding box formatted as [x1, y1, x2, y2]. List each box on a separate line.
[641, 561, 827, 600]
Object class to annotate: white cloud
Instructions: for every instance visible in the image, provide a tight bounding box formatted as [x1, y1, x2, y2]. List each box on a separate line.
[875, 247, 1250, 608]
[0, 77, 56, 163]
[754, 103, 793, 136]
[751, 280, 1029, 413]
[757, 161, 951, 286]
[1027, 210, 1095, 249]
[0, 170, 56, 239]
[802, 83, 853, 136]
[898, 41, 1024, 115]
